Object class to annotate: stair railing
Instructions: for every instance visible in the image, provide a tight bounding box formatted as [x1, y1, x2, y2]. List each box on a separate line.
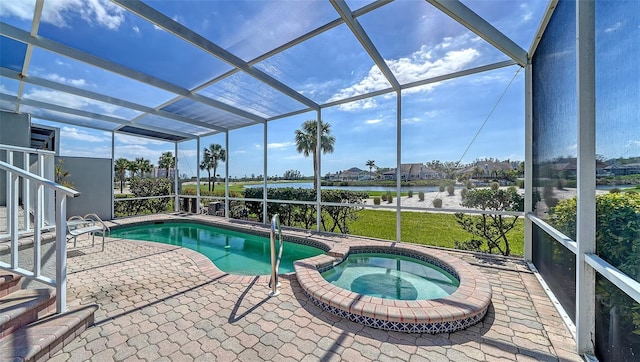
[1, 143, 56, 239]
[0, 160, 79, 313]
[268, 214, 283, 297]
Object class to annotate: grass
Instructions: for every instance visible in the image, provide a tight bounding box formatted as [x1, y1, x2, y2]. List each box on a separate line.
[349, 209, 525, 256]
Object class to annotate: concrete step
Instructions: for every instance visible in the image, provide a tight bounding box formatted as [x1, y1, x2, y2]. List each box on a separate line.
[0, 304, 98, 362]
[0, 288, 56, 338]
[0, 272, 22, 298]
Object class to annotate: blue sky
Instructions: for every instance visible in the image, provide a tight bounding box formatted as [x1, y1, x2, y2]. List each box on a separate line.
[1, 1, 637, 178]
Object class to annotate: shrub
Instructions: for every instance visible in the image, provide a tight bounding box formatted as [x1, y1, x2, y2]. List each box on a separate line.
[517, 180, 525, 189]
[373, 197, 381, 205]
[418, 191, 425, 201]
[556, 178, 566, 190]
[447, 184, 455, 196]
[465, 180, 474, 189]
[115, 178, 172, 217]
[439, 185, 445, 192]
[610, 187, 621, 194]
[490, 182, 499, 190]
[549, 193, 640, 343]
[408, 190, 414, 198]
[454, 187, 524, 256]
[432, 198, 442, 208]
[381, 193, 387, 201]
[387, 193, 393, 204]
[460, 188, 468, 200]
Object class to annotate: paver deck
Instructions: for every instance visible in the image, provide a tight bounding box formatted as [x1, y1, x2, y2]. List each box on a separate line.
[46, 214, 580, 361]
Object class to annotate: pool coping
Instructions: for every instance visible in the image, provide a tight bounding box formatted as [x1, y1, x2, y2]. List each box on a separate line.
[106, 214, 492, 333]
[294, 241, 492, 334]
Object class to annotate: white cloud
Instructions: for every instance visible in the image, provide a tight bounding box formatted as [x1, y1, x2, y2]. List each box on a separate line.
[132, 25, 140, 34]
[45, 73, 89, 88]
[366, 119, 382, 125]
[329, 34, 480, 111]
[267, 141, 294, 150]
[23, 87, 120, 115]
[112, 144, 161, 161]
[604, 22, 622, 33]
[116, 134, 166, 146]
[18, 0, 126, 30]
[0, 1, 34, 20]
[61, 126, 107, 143]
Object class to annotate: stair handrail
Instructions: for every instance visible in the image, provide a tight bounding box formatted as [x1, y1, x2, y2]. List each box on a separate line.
[268, 214, 284, 297]
[0, 160, 79, 313]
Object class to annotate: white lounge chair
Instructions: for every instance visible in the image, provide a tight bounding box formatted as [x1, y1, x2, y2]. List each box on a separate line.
[66, 213, 109, 251]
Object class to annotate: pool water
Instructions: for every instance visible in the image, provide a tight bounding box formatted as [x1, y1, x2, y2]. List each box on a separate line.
[321, 253, 460, 300]
[110, 222, 324, 275]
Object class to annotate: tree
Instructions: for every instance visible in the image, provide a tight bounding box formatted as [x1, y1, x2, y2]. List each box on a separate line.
[294, 119, 335, 189]
[158, 151, 175, 178]
[114, 158, 129, 193]
[283, 169, 302, 180]
[366, 160, 376, 180]
[134, 157, 152, 178]
[127, 159, 139, 179]
[454, 187, 524, 256]
[199, 144, 226, 192]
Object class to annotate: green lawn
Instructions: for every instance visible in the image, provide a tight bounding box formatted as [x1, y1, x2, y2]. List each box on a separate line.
[349, 209, 525, 256]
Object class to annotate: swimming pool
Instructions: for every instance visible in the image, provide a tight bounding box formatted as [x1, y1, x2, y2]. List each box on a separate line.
[321, 253, 460, 300]
[110, 222, 325, 275]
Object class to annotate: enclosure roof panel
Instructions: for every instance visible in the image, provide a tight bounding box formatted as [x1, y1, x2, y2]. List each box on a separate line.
[0, 0, 549, 142]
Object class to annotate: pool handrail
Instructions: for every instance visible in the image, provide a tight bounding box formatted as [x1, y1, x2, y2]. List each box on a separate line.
[268, 214, 283, 297]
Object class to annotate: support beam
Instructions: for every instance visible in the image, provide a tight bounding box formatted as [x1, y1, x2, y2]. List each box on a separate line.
[396, 92, 402, 242]
[575, 0, 596, 355]
[174, 142, 179, 212]
[196, 137, 201, 215]
[112, 0, 319, 111]
[524, 63, 533, 261]
[316, 109, 322, 232]
[427, 0, 528, 67]
[263, 121, 268, 224]
[331, 0, 400, 91]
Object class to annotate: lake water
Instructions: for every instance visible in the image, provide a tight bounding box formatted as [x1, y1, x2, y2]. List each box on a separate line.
[245, 182, 461, 193]
[245, 182, 628, 193]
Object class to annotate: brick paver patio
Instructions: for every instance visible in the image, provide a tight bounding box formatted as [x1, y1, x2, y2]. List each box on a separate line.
[48, 215, 581, 361]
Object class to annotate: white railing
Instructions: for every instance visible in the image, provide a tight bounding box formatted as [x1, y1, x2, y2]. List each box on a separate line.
[0, 160, 79, 313]
[1, 144, 56, 238]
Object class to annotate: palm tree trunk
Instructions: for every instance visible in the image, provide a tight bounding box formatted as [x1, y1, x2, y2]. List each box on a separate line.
[208, 170, 212, 191]
[212, 166, 217, 192]
[312, 151, 318, 190]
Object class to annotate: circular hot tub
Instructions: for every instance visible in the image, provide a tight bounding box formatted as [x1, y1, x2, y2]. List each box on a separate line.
[295, 242, 492, 334]
[322, 252, 460, 300]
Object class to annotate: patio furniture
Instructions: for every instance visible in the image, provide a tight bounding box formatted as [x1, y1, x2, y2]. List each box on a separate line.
[66, 214, 109, 251]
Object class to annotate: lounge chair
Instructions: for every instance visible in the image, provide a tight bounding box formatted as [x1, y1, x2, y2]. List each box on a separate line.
[66, 214, 109, 251]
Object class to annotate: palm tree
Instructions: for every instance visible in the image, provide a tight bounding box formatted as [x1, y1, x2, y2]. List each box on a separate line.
[158, 151, 175, 178]
[127, 160, 139, 179]
[114, 158, 129, 193]
[135, 157, 153, 178]
[294, 119, 335, 189]
[199, 144, 226, 192]
[366, 160, 376, 180]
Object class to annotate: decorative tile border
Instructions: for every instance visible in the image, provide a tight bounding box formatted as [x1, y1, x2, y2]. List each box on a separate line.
[305, 290, 488, 334]
[295, 242, 492, 334]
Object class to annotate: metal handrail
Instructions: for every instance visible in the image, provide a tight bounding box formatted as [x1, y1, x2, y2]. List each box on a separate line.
[0, 159, 79, 313]
[268, 214, 283, 297]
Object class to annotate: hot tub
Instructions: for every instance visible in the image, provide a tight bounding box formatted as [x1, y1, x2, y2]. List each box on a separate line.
[295, 242, 492, 334]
